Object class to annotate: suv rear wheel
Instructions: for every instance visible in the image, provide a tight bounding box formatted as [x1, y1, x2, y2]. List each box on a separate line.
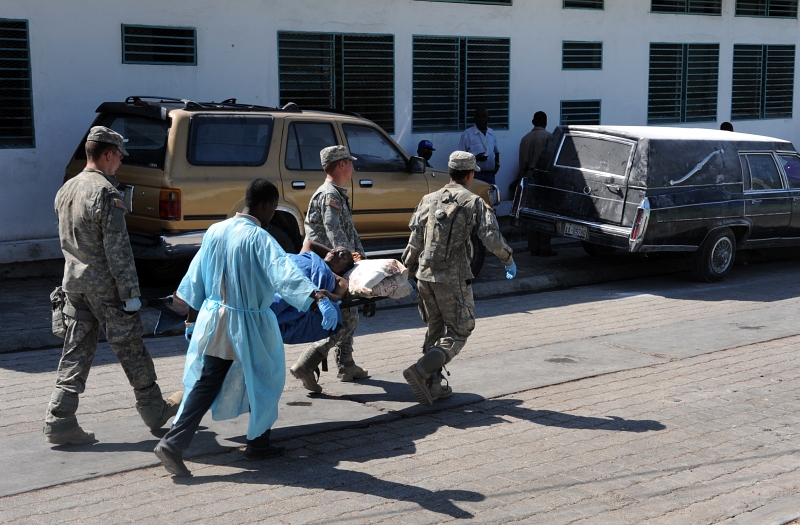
[692, 228, 736, 282]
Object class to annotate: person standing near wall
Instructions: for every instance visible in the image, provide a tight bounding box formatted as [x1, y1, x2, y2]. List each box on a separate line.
[401, 151, 516, 406]
[518, 111, 556, 256]
[458, 107, 500, 186]
[45, 126, 182, 445]
[290, 145, 368, 393]
[417, 139, 435, 168]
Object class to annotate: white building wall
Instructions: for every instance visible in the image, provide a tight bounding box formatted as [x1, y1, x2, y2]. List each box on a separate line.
[1, 0, 798, 262]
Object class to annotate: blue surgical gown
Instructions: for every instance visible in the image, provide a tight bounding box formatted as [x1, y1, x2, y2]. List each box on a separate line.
[174, 215, 317, 439]
[271, 252, 343, 344]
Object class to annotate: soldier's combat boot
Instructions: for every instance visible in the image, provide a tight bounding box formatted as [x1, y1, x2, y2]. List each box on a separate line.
[337, 351, 368, 382]
[403, 364, 433, 406]
[428, 372, 452, 402]
[290, 348, 324, 393]
[45, 425, 96, 445]
[138, 390, 184, 430]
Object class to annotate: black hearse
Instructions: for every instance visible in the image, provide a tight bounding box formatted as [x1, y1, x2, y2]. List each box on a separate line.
[512, 126, 800, 282]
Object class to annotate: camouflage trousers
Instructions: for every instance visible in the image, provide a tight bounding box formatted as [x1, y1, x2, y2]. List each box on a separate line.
[45, 291, 162, 434]
[306, 306, 359, 367]
[417, 280, 476, 363]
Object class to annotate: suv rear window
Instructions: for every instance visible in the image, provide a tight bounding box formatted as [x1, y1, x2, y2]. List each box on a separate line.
[188, 115, 273, 166]
[76, 115, 169, 169]
[555, 135, 633, 177]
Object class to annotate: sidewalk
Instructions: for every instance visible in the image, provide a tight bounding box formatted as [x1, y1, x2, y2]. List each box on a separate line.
[0, 237, 698, 354]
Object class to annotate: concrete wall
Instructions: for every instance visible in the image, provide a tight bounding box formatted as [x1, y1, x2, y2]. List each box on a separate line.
[1, 0, 798, 262]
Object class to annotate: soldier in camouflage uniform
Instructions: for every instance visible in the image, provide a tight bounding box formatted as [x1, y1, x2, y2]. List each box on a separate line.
[45, 126, 182, 445]
[290, 145, 368, 393]
[401, 151, 517, 406]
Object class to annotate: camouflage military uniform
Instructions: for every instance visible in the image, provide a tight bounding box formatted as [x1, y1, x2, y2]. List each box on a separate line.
[45, 168, 169, 436]
[304, 179, 365, 377]
[402, 182, 514, 401]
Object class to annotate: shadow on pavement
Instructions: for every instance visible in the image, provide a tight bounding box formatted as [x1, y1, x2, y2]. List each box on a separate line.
[176, 396, 664, 518]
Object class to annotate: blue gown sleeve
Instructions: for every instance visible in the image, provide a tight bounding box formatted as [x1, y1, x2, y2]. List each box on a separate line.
[176, 247, 206, 311]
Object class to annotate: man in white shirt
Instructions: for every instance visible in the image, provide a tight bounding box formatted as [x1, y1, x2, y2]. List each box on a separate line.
[457, 107, 500, 186]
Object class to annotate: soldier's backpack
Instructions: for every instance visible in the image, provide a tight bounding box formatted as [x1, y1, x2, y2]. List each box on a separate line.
[419, 189, 471, 271]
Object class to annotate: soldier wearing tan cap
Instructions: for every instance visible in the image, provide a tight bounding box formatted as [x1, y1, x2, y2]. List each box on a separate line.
[290, 145, 368, 392]
[401, 151, 516, 405]
[45, 126, 182, 445]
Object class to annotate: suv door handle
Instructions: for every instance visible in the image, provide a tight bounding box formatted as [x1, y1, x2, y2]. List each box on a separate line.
[360, 179, 373, 188]
[291, 181, 305, 189]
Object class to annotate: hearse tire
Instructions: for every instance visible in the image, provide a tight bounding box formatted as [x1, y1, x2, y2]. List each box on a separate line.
[268, 224, 299, 254]
[581, 241, 617, 258]
[470, 234, 486, 277]
[692, 228, 736, 283]
[135, 258, 191, 286]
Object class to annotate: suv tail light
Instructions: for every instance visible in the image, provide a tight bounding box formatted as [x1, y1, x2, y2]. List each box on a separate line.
[159, 189, 181, 221]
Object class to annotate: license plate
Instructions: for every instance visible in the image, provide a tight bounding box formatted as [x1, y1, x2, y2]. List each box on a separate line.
[563, 222, 588, 240]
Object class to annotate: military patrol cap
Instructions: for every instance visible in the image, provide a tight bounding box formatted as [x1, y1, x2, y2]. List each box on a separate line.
[320, 145, 357, 166]
[86, 126, 129, 156]
[448, 151, 481, 172]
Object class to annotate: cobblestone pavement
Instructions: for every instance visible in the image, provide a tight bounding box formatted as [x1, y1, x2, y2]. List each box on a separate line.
[1, 333, 798, 524]
[3, 263, 800, 523]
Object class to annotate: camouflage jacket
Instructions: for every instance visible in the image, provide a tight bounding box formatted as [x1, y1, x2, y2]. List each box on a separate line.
[304, 179, 365, 256]
[402, 183, 514, 284]
[55, 168, 140, 300]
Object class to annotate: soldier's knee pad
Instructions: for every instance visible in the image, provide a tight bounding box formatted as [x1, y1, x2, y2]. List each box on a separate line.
[418, 348, 447, 375]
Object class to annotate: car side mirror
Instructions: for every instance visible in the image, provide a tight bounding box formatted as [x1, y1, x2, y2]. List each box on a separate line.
[409, 156, 426, 174]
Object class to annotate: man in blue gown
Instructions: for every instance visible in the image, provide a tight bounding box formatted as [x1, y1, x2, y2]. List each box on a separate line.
[154, 179, 338, 477]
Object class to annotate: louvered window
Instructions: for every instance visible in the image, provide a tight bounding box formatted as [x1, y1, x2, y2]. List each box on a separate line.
[121, 25, 196, 65]
[732, 45, 795, 120]
[564, 0, 604, 8]
[651, 0, 722, 14]
[735, 0, 798, 17]
[563, 42, 602, 69]
[0, 19, 34, 148]
[648, 43, 719, 124]
[278, 32, 395, 133]
[561, 100, 601, 125]
[412, 36, 509, 132]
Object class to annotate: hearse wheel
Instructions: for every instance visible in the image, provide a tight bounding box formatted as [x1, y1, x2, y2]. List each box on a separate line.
[581, 241, 617, 257]
[693, 227, 736, 282]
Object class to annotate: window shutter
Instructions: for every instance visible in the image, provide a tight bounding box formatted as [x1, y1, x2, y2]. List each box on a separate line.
[412, 36, 460, 132]
[121, 25, 196, 65]
[464, 38, 510, 130]
[736, 0, 798, 17]
[684, 43, 719, 122]
[648, 43, 684, 124]
[764, 45, 795, 118]
[560, 100, 601, 125]
[562, 42, 603, 69]
[563, 0, 604, 8]
[0, 19, 34, 147]
[341, 35, 395, 133]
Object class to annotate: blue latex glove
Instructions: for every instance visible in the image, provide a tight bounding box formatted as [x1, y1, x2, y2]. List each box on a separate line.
[185, 322, 195, 343]
[123, 297, 142, 312]
[318, 297, 337, 331]
[505, 263, 517, 280]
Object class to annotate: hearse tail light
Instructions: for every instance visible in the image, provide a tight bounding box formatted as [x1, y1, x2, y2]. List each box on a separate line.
[511, 179, 525, 218]
[630, 198, 651, 241]
[159, 188, 181, 221]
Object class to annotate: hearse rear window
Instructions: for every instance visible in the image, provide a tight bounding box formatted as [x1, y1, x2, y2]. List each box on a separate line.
[76, 115, 169, 169]
[554, 135, 633, 177]
[779, 155, 800, 189]
[188, 115, 273, 166]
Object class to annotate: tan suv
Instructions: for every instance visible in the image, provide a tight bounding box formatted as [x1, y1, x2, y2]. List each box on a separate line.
[65, 96, 501, 281]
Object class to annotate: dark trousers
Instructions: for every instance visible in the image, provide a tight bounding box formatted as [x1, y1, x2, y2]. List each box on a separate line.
[158, 355, 272, 456]
[474, 171, 496, 186]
